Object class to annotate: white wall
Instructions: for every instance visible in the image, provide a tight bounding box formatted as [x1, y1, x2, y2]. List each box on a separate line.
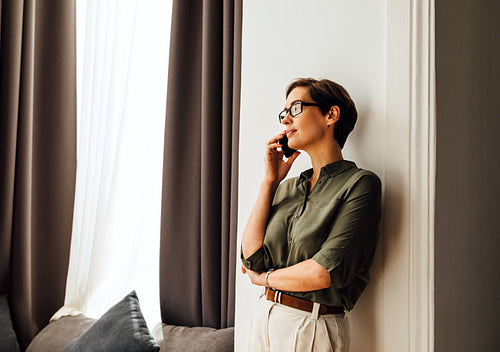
[236, 0, 436, 351]
[235, 1, 399, 351]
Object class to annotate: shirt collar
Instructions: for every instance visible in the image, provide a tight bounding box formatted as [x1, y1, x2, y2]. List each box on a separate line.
[298, 160, 357, 184]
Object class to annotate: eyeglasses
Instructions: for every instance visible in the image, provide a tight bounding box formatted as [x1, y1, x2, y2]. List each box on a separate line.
[278, 101, 320, 123]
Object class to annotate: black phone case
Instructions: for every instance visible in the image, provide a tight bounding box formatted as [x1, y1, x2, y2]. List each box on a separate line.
[279, 136, 297, 158]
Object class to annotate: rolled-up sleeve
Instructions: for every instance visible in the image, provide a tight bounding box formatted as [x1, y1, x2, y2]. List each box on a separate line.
[312, 173, 382, 289]
[240, 247, 267, 272]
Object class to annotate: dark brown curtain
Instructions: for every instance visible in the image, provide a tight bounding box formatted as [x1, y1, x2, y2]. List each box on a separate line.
[0, 0, 77, 349]
[160, 0, 242, 329]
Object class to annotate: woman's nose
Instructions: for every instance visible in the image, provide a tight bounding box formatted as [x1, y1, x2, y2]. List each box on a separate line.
[281, 114, 292, 125]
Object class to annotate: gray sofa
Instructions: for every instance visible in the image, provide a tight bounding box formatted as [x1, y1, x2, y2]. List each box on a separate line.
[1, 292, 233, 352]
[26, 315, 234, 352]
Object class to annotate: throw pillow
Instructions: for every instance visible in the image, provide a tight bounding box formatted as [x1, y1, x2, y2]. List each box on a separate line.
[160, 324, 234, 352]
[26, 315, 96, 352]
[63, 291, 159, 352]
[0, 294, 21, 352]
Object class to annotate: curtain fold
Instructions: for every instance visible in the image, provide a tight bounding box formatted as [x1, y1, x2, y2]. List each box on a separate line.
[0, 0, 77, 349]
[160, 0, 242, 328]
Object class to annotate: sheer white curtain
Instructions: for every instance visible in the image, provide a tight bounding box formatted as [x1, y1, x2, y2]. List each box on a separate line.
[63, 0, 172, 328]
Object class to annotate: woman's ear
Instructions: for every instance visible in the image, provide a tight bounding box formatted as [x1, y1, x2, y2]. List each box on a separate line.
[327, 106, 340, 126]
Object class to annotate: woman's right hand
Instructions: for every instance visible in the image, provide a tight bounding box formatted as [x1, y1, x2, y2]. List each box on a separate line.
[264, 131, 300, 186]
[242, 132, 298, 259]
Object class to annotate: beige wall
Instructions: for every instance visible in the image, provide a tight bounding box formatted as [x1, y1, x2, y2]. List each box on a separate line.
[434, 0, 500, 351]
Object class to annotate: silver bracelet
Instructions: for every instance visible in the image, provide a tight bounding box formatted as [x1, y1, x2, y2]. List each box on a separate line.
[265, 269, 274, 288]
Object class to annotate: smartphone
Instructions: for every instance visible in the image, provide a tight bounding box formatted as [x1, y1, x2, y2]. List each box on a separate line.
[278, 135, 297, 158]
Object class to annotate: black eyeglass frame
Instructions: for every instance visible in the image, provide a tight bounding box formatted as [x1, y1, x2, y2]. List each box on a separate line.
[278, 101, 320, 123]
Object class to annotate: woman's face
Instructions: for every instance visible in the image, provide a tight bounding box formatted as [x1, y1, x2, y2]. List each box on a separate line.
[281, 86, 331, 151]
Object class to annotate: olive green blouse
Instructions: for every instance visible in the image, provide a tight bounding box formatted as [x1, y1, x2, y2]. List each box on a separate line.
[241, 160, 382, 311]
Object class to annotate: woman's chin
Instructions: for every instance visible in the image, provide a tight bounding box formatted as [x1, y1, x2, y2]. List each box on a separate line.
[287, 138, 298, 150]
[289, 141, 303, 151]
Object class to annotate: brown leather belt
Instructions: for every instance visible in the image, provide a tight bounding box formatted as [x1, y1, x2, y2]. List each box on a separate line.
[265, 288, 344, 315]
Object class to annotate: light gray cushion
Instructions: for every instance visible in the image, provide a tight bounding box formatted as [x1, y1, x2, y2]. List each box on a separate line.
[63, 291, 159, 352]
[26, 315, 95, 352]
[0, 294, 21, 352]
[160, 324, 234, 352]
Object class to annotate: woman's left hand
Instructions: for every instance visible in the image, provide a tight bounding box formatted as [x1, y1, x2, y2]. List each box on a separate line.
[242, 265, 265, 286]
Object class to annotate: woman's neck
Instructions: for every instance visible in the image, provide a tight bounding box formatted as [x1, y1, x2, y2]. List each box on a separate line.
[306, 144, 343, 189]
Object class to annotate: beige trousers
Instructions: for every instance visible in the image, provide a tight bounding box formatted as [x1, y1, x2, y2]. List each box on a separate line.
[246, 294, 350, 352]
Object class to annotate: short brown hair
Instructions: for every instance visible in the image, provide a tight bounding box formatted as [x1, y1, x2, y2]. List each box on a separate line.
[286, 78, 357, 149]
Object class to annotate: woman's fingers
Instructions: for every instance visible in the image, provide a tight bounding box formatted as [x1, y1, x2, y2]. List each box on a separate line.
[263, 131, 293, 184]
[266, 131, 286, 146]
[266, 142, 282, 151]
[266, 131, 288, 156]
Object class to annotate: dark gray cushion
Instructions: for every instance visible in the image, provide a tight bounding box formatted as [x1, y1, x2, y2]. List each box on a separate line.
[26, 315, 95, 352]
[160, 324, 234, 352]
[0, 294, 21, 352]
[63, 291, 159, 352]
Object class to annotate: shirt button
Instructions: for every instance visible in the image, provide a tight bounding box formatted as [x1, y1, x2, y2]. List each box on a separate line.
[294, 215, 299, 218]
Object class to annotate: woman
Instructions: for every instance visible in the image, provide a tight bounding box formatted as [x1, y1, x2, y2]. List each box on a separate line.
[241, 78, 382, 351]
